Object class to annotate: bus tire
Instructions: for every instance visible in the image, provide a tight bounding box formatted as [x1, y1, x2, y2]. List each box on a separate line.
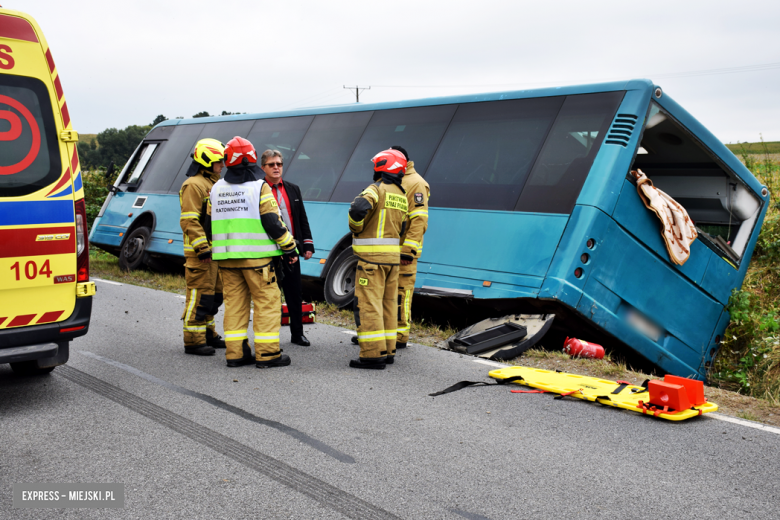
[324, 248, 358, 309]
[119, 226, 151, 272]
[10, 362, 56, 376]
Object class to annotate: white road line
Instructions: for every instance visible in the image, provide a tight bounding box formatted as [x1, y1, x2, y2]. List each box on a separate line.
[709, 413, 780, 435]
[176, 295, 185, 299]
[92, 278, 122, 286]
[341, 330, 357, 336]
[472, 359, 508, 368]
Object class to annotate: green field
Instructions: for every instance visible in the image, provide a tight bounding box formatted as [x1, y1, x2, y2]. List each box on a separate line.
[725, 141, 780, 155]
[78, 133, 98, 147]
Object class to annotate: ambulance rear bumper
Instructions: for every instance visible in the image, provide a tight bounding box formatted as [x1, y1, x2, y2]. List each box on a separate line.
[0, 296, 92, 352]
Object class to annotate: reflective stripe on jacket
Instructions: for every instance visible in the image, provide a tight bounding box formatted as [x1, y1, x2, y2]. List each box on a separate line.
[180, 169, 220, 258]
[210, 178, 284, 260]
[399, 161, 430, 260]
[349, 181, 408, 264]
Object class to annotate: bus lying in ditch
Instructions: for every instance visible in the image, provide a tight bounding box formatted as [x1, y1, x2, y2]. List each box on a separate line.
[89, 79, 769, 380]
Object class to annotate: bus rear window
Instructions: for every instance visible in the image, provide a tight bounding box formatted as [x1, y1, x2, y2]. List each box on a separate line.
[0, 75, 61, 197]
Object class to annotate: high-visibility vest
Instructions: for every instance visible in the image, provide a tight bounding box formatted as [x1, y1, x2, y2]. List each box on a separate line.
[210, 178, 283, 260]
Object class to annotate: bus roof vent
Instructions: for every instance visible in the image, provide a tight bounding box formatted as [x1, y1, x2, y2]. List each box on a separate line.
[605, 113, 638, 147]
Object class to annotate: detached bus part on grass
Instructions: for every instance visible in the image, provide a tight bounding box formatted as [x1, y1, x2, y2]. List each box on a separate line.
[89, 80, 769, 380]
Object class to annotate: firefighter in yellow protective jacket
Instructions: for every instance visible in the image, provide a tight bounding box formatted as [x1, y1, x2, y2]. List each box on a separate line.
[179, 138, 227, 356]
[393, 145, 429, 349]
[348, 148, 408, 369]
[209, 137, 298, 368]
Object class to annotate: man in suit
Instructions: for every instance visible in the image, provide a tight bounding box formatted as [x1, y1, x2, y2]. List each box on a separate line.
[260, 149, 315, 346]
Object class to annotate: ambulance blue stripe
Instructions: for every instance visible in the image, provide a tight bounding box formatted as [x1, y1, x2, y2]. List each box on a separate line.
[49, 184, 73, 197]
[73, 171, 83, 192]
[0, 200, 74, 225]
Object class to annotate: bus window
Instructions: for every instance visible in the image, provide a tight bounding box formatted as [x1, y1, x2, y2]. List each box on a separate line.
[165, 122, 256, 194]
[124, 142, 158, 185]
[634, 102, 762, 264]
[330, 105, 457, 203]
[515, 92, 623, 214]
[285, 112, 373, 201]
[134, 123, 204, 194]
[0, 75, 60, 197]
[423, 97, 564, 211]
[244, 115, 313, 167]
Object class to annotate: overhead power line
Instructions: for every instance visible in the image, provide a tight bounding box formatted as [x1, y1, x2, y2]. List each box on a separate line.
[369, 61, 780, 90]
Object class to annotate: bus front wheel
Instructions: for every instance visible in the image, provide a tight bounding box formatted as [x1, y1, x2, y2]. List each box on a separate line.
[324, 248, 358, 309]
[119, 226, 151, 272]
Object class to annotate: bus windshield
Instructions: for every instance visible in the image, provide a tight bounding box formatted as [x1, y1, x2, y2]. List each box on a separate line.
[0, 74, 60, 196]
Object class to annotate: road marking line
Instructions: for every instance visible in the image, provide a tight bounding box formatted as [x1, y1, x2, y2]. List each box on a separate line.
[92, 278, 122, 286]
[709, 413, 780, 435]
[341, 330, 357, 336]
[472, 359, 508, 368]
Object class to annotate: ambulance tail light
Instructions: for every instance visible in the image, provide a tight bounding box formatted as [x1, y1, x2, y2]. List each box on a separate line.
[75, 199, 89, 282]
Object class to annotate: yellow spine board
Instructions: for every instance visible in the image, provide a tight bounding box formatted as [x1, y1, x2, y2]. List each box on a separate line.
[489, 367, 718, 421]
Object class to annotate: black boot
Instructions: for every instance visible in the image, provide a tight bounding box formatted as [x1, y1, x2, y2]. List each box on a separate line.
[396, 341, 407, 349]
[256, 354, 291, 369]
[226, 340, 254, 367]
[351, 336, 359, 345]
[185, 344, 215, 356]
[385, 355, 395, 365]
[206, 330, 226, 349]
[349, 357, 386, 369]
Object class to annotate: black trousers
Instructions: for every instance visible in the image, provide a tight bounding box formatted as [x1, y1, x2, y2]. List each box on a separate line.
[279, 259, 304, 338]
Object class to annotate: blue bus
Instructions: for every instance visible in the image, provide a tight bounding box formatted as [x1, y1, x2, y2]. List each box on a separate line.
[89, 79, 769, 380]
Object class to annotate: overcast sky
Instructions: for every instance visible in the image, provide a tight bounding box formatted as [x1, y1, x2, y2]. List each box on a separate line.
[15, 0, 780, 143]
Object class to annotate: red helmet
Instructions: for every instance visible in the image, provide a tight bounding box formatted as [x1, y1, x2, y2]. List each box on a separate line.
[224, 136, 258, 167]
[371, 149, 407, 176]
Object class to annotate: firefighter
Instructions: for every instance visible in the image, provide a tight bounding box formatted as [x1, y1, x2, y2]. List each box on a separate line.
[348, 148, 408, 369]
[350, 146, 429, 351]
[393, 145, 429, 349]
[209, 136, 298, 368]
[179, 138, 227, 356]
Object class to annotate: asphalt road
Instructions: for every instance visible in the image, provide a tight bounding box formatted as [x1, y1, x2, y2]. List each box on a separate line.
[1, 279, 779, 519]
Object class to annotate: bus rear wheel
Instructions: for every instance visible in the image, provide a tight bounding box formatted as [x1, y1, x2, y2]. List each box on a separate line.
[324, 248, 358, 309]
[119, 226, 151, 272]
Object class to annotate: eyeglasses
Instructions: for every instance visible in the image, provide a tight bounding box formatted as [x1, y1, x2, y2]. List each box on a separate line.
[264, 161, 283, 168]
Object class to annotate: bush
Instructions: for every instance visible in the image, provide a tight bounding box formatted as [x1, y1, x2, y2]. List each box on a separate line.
[711, 152, 780, 403]
[83, 167, 119, 232]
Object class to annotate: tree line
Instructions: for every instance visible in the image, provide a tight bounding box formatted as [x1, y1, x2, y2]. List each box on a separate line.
[78, 111, 244, 170]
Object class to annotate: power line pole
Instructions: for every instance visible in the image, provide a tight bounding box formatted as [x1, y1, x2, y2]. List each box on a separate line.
[343, 85, 370, 103]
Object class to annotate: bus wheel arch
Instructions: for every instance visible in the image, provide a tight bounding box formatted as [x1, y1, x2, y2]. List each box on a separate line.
[118, 212, 156, 272]
[324, 246, 358, 309]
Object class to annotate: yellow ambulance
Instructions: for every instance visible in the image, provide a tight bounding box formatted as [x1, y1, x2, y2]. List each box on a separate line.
[0, 8, 95, 375]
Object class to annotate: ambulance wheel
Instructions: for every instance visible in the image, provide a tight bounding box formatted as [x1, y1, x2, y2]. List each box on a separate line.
[10, 362, 55, 376]
[324, 248, 358, 308]
[119, 226, 151, 272]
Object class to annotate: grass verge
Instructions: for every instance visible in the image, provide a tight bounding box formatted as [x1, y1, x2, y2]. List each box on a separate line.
[89, 248, 780, 427]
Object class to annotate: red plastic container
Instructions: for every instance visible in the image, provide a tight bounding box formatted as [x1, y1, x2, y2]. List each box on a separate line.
[663, 374, 705, 406]
[562, 337, 605, 359]
[281, 302, 316, 326]
[648, 380, 692, 410]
